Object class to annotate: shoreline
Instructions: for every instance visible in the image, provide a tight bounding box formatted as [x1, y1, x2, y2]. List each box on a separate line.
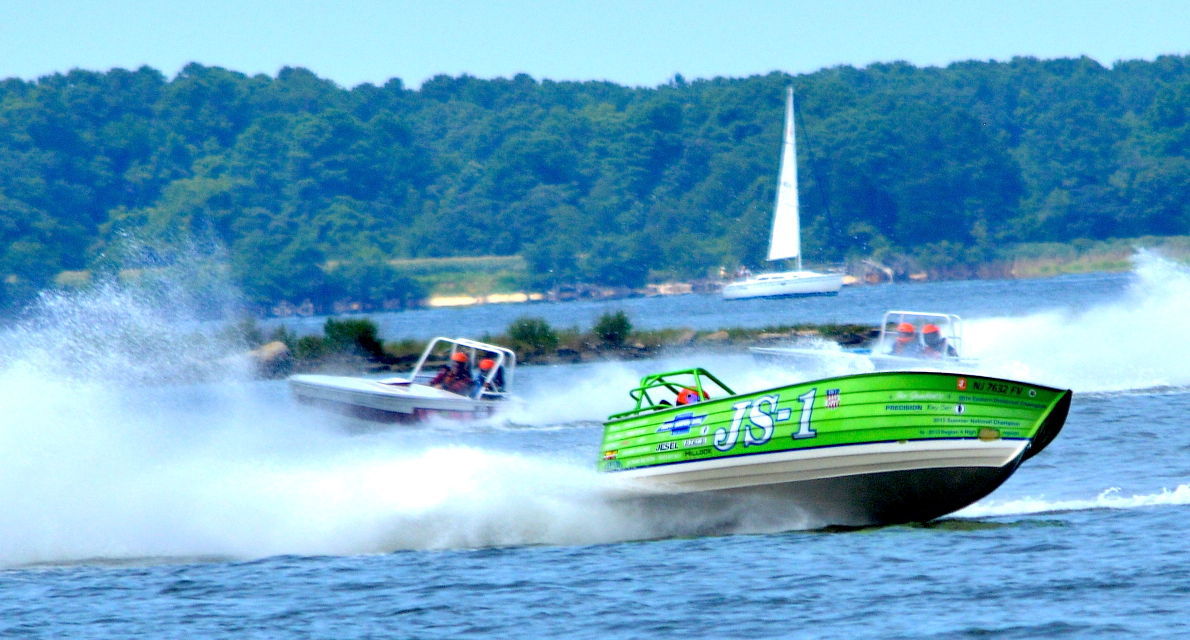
[254, 322, 878, 377]
[272, 242, 1190, 318]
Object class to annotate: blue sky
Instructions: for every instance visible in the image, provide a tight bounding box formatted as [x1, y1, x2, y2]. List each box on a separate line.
[2, 0, 1186, 88]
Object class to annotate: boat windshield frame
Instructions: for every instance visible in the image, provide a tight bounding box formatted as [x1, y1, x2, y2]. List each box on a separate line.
[409, 337, 517, 399]
[876, 310, 964, 358]
[608, 368, 736, 421]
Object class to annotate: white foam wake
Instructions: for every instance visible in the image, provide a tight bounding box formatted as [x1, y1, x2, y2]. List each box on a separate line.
[957, 484, 1190, 519]
[965, 250, 1190, 392]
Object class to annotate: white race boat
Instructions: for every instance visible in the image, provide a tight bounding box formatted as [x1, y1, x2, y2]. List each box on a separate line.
[722, 86, 843, 300]
[751, 310, 978, 372]
[289, 337, 516, 423]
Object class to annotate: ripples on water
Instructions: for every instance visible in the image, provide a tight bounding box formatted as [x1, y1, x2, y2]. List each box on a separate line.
[1, 252, 1188, 637]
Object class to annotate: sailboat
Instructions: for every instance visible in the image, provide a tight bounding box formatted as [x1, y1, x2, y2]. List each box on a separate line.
[721, 87, 844, 300]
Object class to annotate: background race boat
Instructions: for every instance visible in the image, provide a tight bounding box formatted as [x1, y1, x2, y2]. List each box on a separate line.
[289, 337, 515, 423]
[751, 310, 978, 373]
[599, 367, 1070, 527]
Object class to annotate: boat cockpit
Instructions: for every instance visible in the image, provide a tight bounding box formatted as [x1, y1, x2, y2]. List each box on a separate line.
[608, 368, 737, 420]
[875, 311, 964, 360]
[383, 336, 516, 400]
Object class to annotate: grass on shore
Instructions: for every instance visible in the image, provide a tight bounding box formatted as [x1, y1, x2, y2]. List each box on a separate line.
[1004, 236, 1190, 277]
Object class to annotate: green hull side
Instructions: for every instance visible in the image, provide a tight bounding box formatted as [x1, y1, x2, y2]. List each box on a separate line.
[599, 371, 1070, 473]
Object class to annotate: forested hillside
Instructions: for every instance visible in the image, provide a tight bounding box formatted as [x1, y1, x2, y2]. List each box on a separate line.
[1, 55, 1185, 312]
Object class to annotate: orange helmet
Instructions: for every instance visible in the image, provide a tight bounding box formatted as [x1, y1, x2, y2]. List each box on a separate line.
[922, 323, 940, 334]
[676, 387, 707, 405]
[451, 351, 468, 363]
[479, 358, 495, 371]
[897, 322, 916, 334]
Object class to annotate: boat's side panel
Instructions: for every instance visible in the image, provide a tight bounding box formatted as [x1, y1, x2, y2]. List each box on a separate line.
[600, 371, 1069, 474]
[615, 439, 1027, 491]
[289, 376, 498, 423]
[867, 354, 978, 371]
[749, 346, 875, 372]
[749, 346, 976, 373]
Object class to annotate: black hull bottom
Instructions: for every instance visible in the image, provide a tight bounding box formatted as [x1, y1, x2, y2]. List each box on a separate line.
[623, 462, 1023, 531]
[736, 462, 1022, 527]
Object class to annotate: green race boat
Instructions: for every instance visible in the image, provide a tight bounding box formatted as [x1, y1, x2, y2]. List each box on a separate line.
[599, 368, 1071, 527]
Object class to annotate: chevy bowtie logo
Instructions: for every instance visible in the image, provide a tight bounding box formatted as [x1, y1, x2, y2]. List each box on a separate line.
[657, 412, 707, 435]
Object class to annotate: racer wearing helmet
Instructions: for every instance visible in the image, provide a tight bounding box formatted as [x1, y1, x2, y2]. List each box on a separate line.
[922, 324, 957, 358]
[675, 387, 709, 405]
[431, 350, 473, 393]
[892, 322, 922, 356]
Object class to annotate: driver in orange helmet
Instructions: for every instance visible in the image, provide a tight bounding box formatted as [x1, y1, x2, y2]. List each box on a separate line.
[478, 356, 505, 393]
[922, 324, 957, 358]
[892, 322, 922, 356]
[676, 387, 708, 405]
[431, 351, 473, 393]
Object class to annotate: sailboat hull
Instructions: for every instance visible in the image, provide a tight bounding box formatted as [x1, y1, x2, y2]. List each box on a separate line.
[721, 270, 843, 300]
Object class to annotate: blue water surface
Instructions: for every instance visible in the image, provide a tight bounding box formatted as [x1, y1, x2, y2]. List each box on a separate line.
[2, 269, 1189, 638]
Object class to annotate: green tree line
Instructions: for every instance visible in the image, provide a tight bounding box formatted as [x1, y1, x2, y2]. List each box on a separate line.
[0, 56, 1185, 313]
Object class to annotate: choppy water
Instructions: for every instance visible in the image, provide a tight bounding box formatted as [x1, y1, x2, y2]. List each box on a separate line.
[1, 252, 1188, 638]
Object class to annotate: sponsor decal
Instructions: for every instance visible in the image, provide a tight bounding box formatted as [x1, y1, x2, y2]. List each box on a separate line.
[657, 412, 707, 436]
[931, 417, 1022, 427]
[885, 404, 923, 411]
[602, 450, 618, 460]
[957, 377, 968, 391]
[825, 388, 840, 409]
[656, 441, 678, 452]
[683, 447, 713, 459]
[894, 391, 945, 401]
[955, 403, 965, 415]
[682, 437, 707, 447]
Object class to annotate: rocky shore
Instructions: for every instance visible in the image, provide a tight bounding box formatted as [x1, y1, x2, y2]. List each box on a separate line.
[248, 318, 877, 378]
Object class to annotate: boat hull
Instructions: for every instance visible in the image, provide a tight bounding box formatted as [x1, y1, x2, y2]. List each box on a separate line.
[609, 440, 1026, 527]
[600, 371, 1070, 527]
[289, 374, 498, 423]
[721, 271, 843, 300]
[750, 345, 978, 372]
[616, 464, 1025, 531]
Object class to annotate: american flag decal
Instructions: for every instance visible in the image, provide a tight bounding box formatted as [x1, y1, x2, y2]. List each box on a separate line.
[825, 388, 840, 409]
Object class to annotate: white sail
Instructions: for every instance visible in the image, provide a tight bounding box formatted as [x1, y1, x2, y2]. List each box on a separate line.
[766, 86, 800, 264]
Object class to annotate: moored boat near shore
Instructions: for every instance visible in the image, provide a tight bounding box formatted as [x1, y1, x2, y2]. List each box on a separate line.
[289, 337, 515, 423]
[599, 367, 1070, 527]
[721, 86, 843, 300]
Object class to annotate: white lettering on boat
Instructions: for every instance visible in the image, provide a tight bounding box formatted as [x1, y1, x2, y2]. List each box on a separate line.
[794, 388, 818, 439]
[714, 400, 752, 451]
[715, 396, 781, 451]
